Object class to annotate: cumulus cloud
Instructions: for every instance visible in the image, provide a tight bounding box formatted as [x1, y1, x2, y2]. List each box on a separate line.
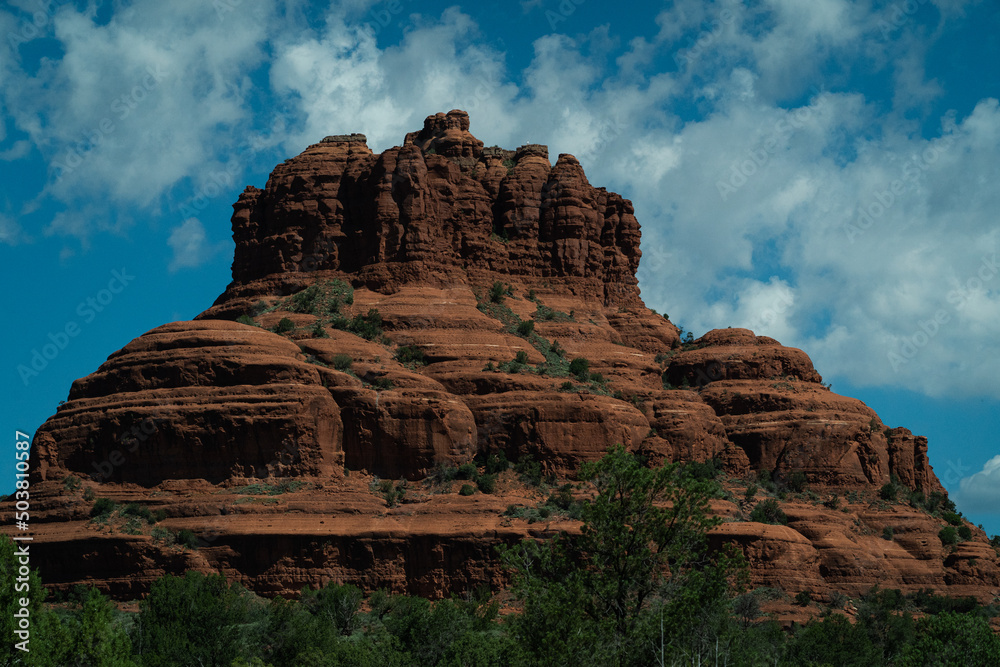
[955, 455, 1000, 513]
[2, 0, 997, 403]
[167, 218, 226, 273]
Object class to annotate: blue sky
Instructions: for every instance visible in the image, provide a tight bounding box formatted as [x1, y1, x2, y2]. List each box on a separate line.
[2, 0, 998, 535]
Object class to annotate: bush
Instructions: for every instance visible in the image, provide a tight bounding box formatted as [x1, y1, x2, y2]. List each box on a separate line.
[516, 320, 535, 336]
[395, 345, 427, 365]
[879, 480, 898, 502]
[958, 525, 972, 541]
[991, 535, 1000, 549]
[151, 526, 175, 545]
[310, 319, 328, 337]
[559, 381, 574, 391]
[90, 497, 117, 519]
[942, 511, 963, 526]
[122, 502, 157, 524]
[83, 487, 96, 502]
[332, 353, 353, 371]
[176, 529, 200, 549]
[476, 474, 497, 494]
[514, 350, 529, 365]
[823, 495, 840, 510]
[744, 483, 758, 503]
[787, 471, 809, 493]
[459, 484, 476, 496]
[347, 308, 383, 341]
[489, 281, 507, 304]
[515, 456, 543, 486]
[275, 317, 295, 334]
[882, 526, 895, 541]
[456, 462, 478, 481]
[63, 475, 81, 491]
[477, 450, 508, 475]
[794, 591, 812, 606]
[235, 314, 256, 326]
[750, 498, 788, 525]
[569, 357, 590, 381]
[939, 526, 958, 545]
[288, 284, 322, 314]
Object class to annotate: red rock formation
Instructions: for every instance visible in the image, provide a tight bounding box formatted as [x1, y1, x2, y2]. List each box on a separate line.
[8, 111, 997, 605]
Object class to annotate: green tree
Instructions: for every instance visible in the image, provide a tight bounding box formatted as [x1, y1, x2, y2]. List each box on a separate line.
[65, 588, 136, 666]
[500, 445, 744, 666]
[134, 571, 267, 666]
[896, 612, 1000, 666]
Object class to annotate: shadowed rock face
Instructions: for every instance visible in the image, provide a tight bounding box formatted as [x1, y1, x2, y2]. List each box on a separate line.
[14, 111, 996, 604]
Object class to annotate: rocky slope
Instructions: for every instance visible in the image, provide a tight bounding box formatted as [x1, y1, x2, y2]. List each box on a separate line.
[9, 110, 999, 607]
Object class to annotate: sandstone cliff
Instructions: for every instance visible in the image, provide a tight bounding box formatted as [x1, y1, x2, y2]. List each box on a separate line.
[11, 110, 998, 606]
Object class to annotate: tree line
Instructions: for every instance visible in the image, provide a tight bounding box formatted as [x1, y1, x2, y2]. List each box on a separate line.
[3, 446, 999, 666]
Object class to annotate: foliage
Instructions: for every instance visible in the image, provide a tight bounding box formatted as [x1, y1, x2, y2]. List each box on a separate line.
[883, 526, 895, 541]
[879, 475, 905, 502]
[331, 353, 353, 372]
[345, 308, 383, 341]
[489, 281, 509, 304]
[939, 526, 959, 545]
[458, 484, 476, 496]
[787, 471, 809, 493]
[499, 445, 743, 665]
[476, 474, 497, 494]
[135, 571, 267, 666]
[235, 314, 257, 326]
[275, 317, 295, 334]
[568, 357, 590, 381]
[90, 497, 118, 519]
[394, 345, 427, 366]
[749, 498, 788, 525]
[516, 320, 535, 336]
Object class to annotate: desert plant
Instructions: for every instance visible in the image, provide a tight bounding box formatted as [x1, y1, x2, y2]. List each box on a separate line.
[83, 487, 96, 502]
[882, 526, 895, 541]
[63, 475, 81, 491]
[275, 317, 295, 334]
[794, 591, 812, 606]
[90, 497, 117, 519]
[823, 495, 840, 510]
[787, 471, 809, 493]
[456, 462, 478, 481]
[514, 350, 529, 365]
[744, 483, 758, 503]
[489, 281, 507, 304]
[459, 484, 476, 496]
[176, 529, 200, 549]
[569, 357, 590, 381]
[331, 353, 353, 372]
[958, 525, 973, 541]
[516, 320, 535, 336]
[750, 498, 788, 525]
[395, 345, 427, 365]
[939, 526, 958, 545]
[235, 314, 257, 326]
[310, 319, 328, 337]
[477, 474, 497, 494]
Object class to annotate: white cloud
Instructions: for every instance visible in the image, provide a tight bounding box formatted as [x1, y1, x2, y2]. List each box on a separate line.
[3, 0, 277, 214]
[167, 218, 225, 273]
[955, 455, 1000, 513]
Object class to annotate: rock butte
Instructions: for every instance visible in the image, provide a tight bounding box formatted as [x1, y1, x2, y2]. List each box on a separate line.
[9, 110, 999, 610]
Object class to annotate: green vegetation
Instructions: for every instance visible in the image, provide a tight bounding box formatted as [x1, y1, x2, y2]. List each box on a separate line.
[939, 526, 959, 546]
[750, 498, 789, 525]
[394, 345, 427, 366]
[90, 497, 118, 519]
[6, 446, 1000, 666]
[274, 317, 295, 334]
[516, 320, 534, 336]
[235, 314, 257, 326]
[489, 281, 510, 304]
[331, 353, 353, 372]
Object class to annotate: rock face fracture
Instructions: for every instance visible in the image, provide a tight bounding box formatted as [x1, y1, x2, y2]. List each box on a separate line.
[14, 110, 999, 610]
